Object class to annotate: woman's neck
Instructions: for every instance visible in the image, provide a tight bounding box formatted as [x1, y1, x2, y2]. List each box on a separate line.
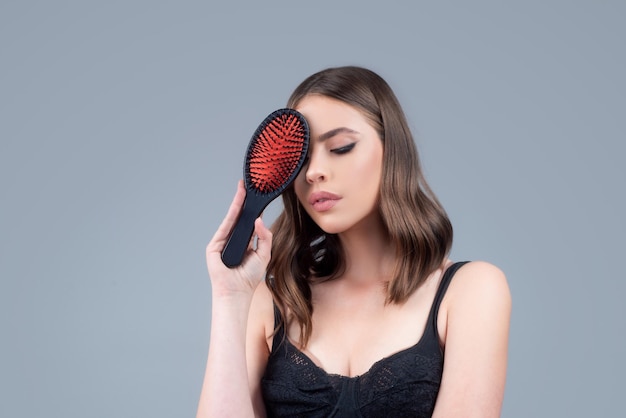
[336, 215, 395, 286]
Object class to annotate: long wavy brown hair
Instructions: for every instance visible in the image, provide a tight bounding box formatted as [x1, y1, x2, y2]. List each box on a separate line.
[266, 66, 453, 347]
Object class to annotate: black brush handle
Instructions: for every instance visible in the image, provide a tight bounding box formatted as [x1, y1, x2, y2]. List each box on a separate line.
[221, 192, 268, 268]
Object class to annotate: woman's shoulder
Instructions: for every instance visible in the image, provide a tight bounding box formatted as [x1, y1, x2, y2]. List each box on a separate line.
[449, 260, 508, 288]
[252, 277, 275, 303]
[249, 279, 277, 343]
[445, 260, 511, 317]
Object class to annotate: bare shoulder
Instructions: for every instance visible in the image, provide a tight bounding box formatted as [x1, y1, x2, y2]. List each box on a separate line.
[447, 260, 511, 307]
[249, 279, 275, 333]
[438, 260, 511, 343]
[248, 280, 275, 334]
[251, 278, 274, 306]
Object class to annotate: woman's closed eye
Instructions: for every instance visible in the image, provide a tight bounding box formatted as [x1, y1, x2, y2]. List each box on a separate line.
[330, 142, 356, 154]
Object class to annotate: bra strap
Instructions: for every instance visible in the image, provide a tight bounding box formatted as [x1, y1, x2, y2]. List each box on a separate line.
[429, 261, 470, 340]
[270, 303, 284, 352]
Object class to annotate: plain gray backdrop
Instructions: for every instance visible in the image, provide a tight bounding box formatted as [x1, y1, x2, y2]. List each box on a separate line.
[1, 1, 624, 417]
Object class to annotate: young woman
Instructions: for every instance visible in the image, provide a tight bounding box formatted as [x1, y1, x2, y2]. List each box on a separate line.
[197, 66, 511, 418]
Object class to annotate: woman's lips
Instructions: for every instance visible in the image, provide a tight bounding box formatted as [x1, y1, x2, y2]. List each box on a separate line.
[308, 191, 341, 212]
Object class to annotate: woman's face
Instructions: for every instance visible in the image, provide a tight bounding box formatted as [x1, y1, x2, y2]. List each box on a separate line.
[294, 95, 384, 234]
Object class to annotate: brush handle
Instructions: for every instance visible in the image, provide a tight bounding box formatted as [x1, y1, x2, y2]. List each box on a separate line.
[221, 192, 268, 268]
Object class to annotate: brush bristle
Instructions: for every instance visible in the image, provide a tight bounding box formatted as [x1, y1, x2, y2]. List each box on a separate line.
[247, 111, 308, 194]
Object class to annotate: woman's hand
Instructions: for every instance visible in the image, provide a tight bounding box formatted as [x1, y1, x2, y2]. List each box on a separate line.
[205, 180, 273, 298]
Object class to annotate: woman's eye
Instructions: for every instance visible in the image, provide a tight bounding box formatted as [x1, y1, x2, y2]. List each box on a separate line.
[330, 143, 356, 154]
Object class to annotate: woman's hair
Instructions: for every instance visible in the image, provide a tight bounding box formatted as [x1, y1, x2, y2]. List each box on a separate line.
[266, 66, 453, 347]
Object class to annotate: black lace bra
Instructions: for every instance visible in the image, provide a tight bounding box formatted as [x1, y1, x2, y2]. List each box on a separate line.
[261, 261, 469, 418]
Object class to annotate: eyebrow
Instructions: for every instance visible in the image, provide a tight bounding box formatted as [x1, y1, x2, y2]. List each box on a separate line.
[317, 127, 360, 142]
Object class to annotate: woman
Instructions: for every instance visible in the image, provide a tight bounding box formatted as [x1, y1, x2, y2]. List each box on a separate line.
[197, 66, 511, 417]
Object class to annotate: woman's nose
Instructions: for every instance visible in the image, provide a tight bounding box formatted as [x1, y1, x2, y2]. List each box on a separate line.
[304, 152, 326, 184]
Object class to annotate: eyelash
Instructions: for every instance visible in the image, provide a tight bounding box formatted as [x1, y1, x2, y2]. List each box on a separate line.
[330, 143, 356, 154]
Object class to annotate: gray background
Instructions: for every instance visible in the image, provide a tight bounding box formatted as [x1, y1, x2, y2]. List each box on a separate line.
[1, 1, 624, 417]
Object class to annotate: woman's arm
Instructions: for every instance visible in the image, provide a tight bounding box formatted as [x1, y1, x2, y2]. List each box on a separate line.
[196, 181, 273, 418]
[432, 261, 512, 418]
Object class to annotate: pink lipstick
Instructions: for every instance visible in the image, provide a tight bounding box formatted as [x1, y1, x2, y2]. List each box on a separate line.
[308, 191, 341, 212]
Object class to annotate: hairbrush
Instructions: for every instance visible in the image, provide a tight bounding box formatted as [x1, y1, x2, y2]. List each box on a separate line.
[221, 108, 309, 268]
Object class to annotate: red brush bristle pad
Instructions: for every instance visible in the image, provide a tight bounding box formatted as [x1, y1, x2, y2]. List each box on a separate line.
[247, 113, 307, 194]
